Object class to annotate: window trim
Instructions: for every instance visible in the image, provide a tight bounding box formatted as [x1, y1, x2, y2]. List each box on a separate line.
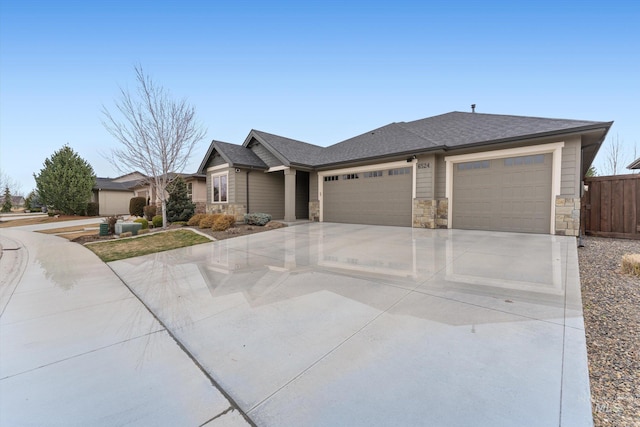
[211, 171, 228, 204]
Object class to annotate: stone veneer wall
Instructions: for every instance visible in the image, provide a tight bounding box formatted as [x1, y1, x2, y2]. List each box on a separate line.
[207, 203, 246, 223]
[194, 202, 206, 214]
[555, 196, 580, 236]
[309, 200, 320, 222]
[413, 199, 448, 229]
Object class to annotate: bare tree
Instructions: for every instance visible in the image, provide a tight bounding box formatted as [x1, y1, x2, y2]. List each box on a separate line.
[0, 170, 22, 198]
[604, 134, 627, 176]
[102, 66, 206, 227]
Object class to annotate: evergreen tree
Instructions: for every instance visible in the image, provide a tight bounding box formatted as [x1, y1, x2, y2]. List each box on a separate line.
[165, 177, 195, 222]
[1, 186, 12, 212]
[34, 145, 96, 215]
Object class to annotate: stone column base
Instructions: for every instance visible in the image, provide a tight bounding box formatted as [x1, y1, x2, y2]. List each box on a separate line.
[309, 200, 320, 222]
[555, 196, 580, 236]
[413, 199, 448, 229]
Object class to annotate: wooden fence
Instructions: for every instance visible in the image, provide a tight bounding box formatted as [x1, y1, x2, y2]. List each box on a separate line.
[582, 174, 640, 239]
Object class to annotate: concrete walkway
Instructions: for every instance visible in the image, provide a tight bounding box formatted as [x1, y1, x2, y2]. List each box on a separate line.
[0, 229, 250, 426]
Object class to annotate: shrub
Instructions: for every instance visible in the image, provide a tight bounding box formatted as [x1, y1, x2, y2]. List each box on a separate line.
[212, 214, 236, 231]
[143, 205, 156, 221]
[187, 213, 206, 226]
[166, 177, 195, 222]
[244, 212, 272, 226]
[199, 214, 221, 229]
[106, 216, 118, 234]
[119, 231, 133, 238]
[137, 228, 150, 235]
[152, 215, 163, 228]
[129, 197, 146, 217]
[133, 218, 149, 229]
[621, 254, 640, 276]
[86, 202, 99, 216]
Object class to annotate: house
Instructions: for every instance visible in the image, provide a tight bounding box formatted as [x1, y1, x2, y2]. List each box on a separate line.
[628, 158, 640, 170]
[92, 172, 144, 215]
[198, 111, 612, 235]
[92, 171, 207, 216]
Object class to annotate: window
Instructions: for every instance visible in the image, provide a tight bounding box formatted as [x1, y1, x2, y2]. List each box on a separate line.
[388, 167, 411, 176]
[187, 182, 193, 201]
[457, 160, 490, 171]
[212, 173, 227, 203]
[342, 173, 359, 180]
[504, 154, 545, 166]
[363, 171, 383, 178]
[324, 175, 339, 182]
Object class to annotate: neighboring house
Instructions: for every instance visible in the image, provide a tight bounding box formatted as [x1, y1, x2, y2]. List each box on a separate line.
[93, 171, 207, 216]
[0, 195, 25, 209]
[198, 111, 612, 235]
[92, 177, 139, 216]
[628, 157, 640, 170]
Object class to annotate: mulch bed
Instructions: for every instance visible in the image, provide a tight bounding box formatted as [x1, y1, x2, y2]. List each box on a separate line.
[71, 222, 286, 245]
[578, 236, 640, 426]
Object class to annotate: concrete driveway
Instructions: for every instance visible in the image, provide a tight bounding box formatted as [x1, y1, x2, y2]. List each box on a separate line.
[108, 223, 593, 426]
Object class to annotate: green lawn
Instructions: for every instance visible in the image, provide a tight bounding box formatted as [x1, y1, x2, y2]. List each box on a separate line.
[87, 229, 211, 262]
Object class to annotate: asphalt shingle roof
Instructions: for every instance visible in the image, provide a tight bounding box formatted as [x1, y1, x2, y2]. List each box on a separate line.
[200, 111, 612, 171]
[94, 178, 137, 191]
[214, 140, 268, 169]
[251, 130, 325, 166]
[318, 111, 610, 166]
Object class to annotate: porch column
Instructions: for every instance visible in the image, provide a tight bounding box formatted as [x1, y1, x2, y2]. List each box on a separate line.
[284, 168, 296, 222]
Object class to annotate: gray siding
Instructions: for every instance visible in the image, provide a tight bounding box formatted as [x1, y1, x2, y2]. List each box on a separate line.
[248, 171, 285, 218]
[235, 170, 247, 205]
[434, 155, 447, 199]
[206, 153, 227, 169]
[560, 136, 581, 197]
[250, 142, 283, 167]
[416, 154, 435, 199]
[309, 172, 319, 201]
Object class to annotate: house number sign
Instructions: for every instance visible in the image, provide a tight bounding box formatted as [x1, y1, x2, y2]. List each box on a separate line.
[417, 162, 430, 169]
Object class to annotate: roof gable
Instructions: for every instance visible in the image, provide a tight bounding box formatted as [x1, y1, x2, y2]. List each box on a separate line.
[246, 130, 325, 167]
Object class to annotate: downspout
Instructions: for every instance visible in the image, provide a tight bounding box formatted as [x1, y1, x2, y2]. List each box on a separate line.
[578, 148, 585, 247]
[246, 170, 251, 215]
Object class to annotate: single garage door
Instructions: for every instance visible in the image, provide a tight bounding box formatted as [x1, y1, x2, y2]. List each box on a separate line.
[453, 153, 552, 233]
[323, 167, 412, 226]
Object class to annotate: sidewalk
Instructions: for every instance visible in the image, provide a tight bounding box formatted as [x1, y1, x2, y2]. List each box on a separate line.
[0, 229, 250, 426]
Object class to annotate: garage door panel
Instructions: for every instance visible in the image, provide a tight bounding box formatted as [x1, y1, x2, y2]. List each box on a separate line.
[324, 169, 412, 227]
[453, 154, 552, 233]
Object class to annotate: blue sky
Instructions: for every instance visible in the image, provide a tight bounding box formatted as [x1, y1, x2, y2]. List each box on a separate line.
[1, 0, 638, 193]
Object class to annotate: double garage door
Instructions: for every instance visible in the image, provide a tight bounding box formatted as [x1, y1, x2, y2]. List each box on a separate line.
[452, 153, 552, 233]
[323, 167, 412, 227]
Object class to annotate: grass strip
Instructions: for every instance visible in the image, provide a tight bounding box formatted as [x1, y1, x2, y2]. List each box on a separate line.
[86, 229, 211, 262]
